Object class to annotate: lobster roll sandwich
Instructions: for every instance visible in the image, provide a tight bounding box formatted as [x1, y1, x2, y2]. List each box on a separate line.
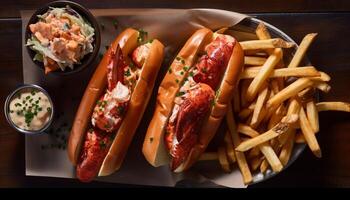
[68, 28, 164, 182]
[142, 28, 243, 172]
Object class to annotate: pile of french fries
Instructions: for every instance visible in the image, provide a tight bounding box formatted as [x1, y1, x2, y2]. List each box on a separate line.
[198, 22, 350, 185]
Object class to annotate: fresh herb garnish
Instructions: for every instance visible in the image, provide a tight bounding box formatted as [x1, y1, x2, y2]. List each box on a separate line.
[181, 59, 185, 65]
[47, 107, 52, 112]
[137, 29, 148, 43]
[176, 57, 181, 61]
[180, 71, 184, 75]
[168, 68, 172, 74]
[175, 79, 179, 83]
[26, 96, 30, 100]
[183, 66, 189, 71]
[99, 140, 106, 149]
[31, 91, 36, 96]
[189, 71, 194, 77]
[124, 68, 131, 77]
[113, 20, 118, 29]
[117, 106, 125, 115]
[176, 92, 185, 97]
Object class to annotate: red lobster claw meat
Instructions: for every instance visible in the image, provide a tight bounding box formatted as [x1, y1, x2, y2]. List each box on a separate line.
[166, 83, 215, 171]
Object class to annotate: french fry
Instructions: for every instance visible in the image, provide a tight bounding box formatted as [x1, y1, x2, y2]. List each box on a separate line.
[238, 123, 259, 138]
[218, 146, 231, 172]
[224, 132, 236, 163]
[237, 123, 282, 172]
[267, 78, 313, 108]
[298, 87, 315, 103]
[251, 86, 269, 125]
[278, 99, 300, 145]
[246, 49, 282, 101]
[309, 71, 331, 82]
[244, 49, 269, 57]
[240, 38, 294, 51]
[238, 103, 255, 120]
[287, 33, 318, 68]
[226, 102, 253, 184]
[256, 22, 271, 40]
[279, 129, 296, 166]
[246, 48, 283, 102]
[251, 106, 267, 129]
[299, 108, 322, 158]
[259, 142, 283, 172]
[260, 159, 269, 174]
[306, 101, 319, 133]
[268, 104, 286, 129]
[316, 102, 350, 112]
[236, 115, 298, 152]
[314, 82, 331, 93]
[245, 56, 267, 66]
[240, 66, 320, 79]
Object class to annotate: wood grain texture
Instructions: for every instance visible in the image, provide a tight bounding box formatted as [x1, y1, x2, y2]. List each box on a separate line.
[0, 2, 350, 187]
[2, 0, 350, 18]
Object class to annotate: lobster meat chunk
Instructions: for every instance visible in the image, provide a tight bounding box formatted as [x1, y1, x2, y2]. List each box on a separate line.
[166, 83, 215, 171]
[76, 129, 112, 182]
[193, 34, 236, 90]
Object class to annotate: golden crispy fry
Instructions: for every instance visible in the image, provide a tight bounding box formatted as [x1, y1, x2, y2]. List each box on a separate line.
[316, 102, 350, 112]
[244, 49, 269, 57]
[298, 87, 315, 103]
[278, 99, 300, 145]
[226, 102, 253, 184]
[224, 132, 236, 163]
[260, 159, 269, 174]
[218, 146, 231, 172]
[287, 33, 317, 68]
[246, 48, 283, 102]
[238, 123, 260, 138]
[238, 103, 255, 120]
[251, 106, 267, 129]
[279, 129, 296, 166]
[244, 56, 267, 66]
[236, 115, 298, 152]
[299, 108, 322, 158]
[251, 86, 269, 125]
[306, 101, 319, 133]
[259, 142, 283, 172]
[309, 71, 331, 82]
[240, 66, 320, 79]
[268, 104, 286, 129]
[314, 82, 331, 93]
[240, 38, 294, 51]
[267, 78, 313, 108]
[256, 22, 272, 40]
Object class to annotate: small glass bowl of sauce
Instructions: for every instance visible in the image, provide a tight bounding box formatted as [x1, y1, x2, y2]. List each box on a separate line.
[4, 84, 54, 134]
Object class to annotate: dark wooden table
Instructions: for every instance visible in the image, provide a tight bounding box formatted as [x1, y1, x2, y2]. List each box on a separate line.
[1, 0, 350, 188]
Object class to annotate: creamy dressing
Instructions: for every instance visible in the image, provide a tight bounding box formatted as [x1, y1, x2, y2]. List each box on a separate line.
[8, 89, 52, 131]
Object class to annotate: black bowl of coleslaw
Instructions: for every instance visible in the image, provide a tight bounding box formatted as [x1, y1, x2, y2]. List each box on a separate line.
[25, 0, 101, 75]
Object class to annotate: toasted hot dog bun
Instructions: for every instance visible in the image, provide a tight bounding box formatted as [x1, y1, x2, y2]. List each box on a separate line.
[142, 28, 244, 171]
[68, 28, 164, 177]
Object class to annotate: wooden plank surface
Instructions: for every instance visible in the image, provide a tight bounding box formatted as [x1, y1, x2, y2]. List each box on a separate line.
[0, 4, 350, 187]
[2, 0, 350, 18]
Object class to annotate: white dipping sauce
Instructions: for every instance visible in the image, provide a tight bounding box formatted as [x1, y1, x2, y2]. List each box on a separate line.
[8, 89, 52, 131]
